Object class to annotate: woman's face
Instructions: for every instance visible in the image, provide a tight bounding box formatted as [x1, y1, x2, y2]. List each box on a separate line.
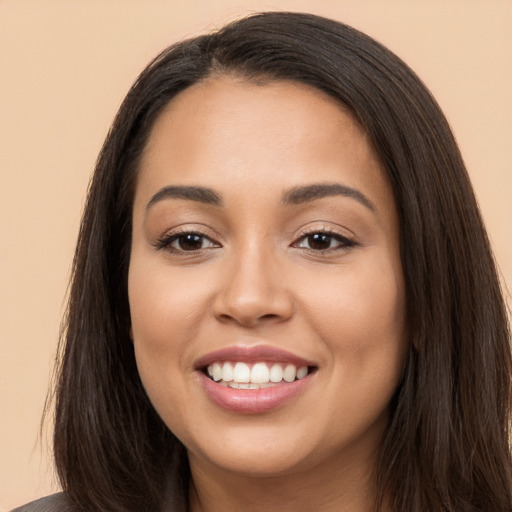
[129, 77, 407, 478]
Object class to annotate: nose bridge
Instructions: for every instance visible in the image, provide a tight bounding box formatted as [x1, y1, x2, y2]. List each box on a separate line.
[213, 234, 292, 326]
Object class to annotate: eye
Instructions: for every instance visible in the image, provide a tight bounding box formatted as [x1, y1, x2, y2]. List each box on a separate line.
[293, 231, 355, 252]
[155, 231, 220, 253]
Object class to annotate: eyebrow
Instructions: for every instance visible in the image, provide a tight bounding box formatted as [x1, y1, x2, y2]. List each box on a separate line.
[146, 182, 374, 212]
[146, 185, 223, 210]
[281, 183, 375, 211]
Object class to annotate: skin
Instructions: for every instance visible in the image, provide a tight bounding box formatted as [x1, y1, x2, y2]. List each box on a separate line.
[128, 77, 407, 512]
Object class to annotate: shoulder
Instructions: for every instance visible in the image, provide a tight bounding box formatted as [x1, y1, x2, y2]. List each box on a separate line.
[10, 493, 76, 512]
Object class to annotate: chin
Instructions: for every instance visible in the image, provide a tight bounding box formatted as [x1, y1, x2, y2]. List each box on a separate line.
[192, 445, 315, 478]
[183, 420, 322, 477]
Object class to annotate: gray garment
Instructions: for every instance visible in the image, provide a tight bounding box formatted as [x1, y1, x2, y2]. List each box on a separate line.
[10, 493, 73, 512]
[10, 460, 187, 512]
[12, 449, 188, 512]
[10, 490, 186, 512]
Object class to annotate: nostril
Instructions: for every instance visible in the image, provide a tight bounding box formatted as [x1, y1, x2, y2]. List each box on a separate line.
[214, 311, 285, 327]
[260, 313, 281, 321]
[212, 278, 294, 327]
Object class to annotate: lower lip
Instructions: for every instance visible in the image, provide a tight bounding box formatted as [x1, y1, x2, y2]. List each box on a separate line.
[199, 372, 311, 414]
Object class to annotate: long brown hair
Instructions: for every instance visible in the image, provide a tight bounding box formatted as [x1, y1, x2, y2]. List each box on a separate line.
[51, 11, 512, 511]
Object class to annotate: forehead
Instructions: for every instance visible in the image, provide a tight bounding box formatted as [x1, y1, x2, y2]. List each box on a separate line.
[136, 77, 394, 218]
[142, 77, 371, 169]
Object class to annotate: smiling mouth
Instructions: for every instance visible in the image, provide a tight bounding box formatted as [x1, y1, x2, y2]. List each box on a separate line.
[205, 361, 315, 389]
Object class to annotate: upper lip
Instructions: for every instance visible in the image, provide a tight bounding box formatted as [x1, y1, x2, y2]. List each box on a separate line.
[193, 344, 316, 370]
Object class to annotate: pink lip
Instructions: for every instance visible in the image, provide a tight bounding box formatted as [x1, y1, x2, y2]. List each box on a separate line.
[199, 372, 312, 414]
[194, 345, 316, 414]
[194, 344, 314, 369]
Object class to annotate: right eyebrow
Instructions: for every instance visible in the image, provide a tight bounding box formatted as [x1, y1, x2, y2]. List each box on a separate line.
[146, 185, 223, 210]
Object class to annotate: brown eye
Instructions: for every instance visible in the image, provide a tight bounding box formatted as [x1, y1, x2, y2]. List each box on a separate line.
[176, 233, 204, 251]
[294, 231, 355, 252]
[155, 231, 220, 253]
[307, 233, 333, 250]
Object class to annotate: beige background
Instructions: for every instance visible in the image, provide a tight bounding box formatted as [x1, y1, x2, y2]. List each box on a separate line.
[1, 0, 510, 509]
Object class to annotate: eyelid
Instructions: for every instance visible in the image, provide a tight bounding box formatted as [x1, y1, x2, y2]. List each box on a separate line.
[294, 223, 355, 239]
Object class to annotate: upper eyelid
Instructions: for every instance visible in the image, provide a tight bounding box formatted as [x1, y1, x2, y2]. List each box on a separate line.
[159, 225, 222, 242]
[294, 224, 355, 239]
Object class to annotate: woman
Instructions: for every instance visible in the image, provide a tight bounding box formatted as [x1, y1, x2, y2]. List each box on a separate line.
[14, 11, 511, 512]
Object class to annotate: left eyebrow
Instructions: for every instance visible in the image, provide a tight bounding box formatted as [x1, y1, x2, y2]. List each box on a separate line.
[281, 183, 375, 211]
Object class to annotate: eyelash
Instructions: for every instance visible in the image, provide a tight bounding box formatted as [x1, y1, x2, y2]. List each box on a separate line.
[154, 227, 357, 255]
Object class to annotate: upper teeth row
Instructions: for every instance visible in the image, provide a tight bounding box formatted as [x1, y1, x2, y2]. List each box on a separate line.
[207, 362, 308, 384]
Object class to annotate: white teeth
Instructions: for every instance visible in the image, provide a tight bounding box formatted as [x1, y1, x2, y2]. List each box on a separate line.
[251, 363, 270, 383]
[222, 362, 234, 382]
[228, 382, 270, 389]
[233, 362, 251, 383]
[269, 364, 284, 382]
[206, 361, 311, 386]
[283, 364, 296, 383]
[212, 362, 222, 382]
[297, 366, 308, 379]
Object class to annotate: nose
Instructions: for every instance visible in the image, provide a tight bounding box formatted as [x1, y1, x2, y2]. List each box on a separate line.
[212, 243, 293, 327]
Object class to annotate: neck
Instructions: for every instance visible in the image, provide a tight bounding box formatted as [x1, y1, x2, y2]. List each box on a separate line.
[187, 445, 390, 512]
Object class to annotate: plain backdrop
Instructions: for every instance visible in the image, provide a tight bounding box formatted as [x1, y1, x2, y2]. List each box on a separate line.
[1, 1, 511, 509]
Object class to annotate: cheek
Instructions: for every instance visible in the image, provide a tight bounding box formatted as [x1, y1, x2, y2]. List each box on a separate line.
[128, 259, 211, 354]
[297, 253, 407, 390]
[127, 258, 211, 415]
[302, 256, 404, 336]
[311, 265, 406, 443]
